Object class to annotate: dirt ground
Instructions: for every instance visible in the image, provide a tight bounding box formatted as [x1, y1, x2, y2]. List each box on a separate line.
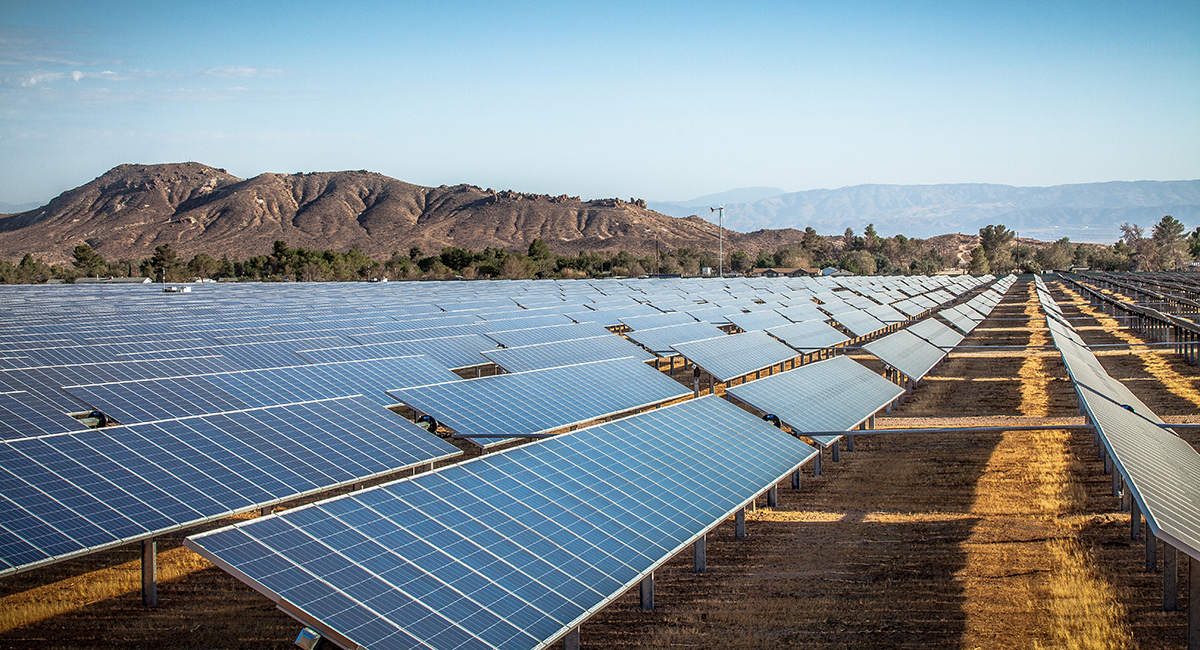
[0, 279, 1195, 649]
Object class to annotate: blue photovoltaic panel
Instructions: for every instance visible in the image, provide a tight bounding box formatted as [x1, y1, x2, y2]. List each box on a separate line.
[0, 396, 460, 578]
[484, 321, 614, 348]
[906, 319, 964, 349]
[64, 356, 462, 424]
[0, 391, 86, 440]
[623, 322, 726, 356]
[865, 304, 906, 324]
[324, 334, 495, 370]
[775, 304, 827, 323]
[389, 357, 691, 447]
[482, 336, 655, 372]
[725, 310, 791, 332]
[828, 310, 887, 338]
[765, 320, 849, 352]
[618, 312, 697, 330]
[863, 329, 946, 381]
[671, 330, 798, 383]
[186, 396, 817, 650]
[0, 356, 245, 413]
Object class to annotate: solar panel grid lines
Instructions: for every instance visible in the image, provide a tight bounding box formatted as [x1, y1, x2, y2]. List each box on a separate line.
[389, 357, 692, 447]
[764, 320, 850, 352]
[186, 395, 817, 650]
[0, 391, 87, 440]
[906, 319, 965, 350]
[724, 310, 792, 332]
[0, 396, 459, 578]
[671, 330, 799, 383]
[484, 321, 614, 348]
[482, 336, 656, 373]
[623, 322, 727, 356]
[725, 355, 904, 448]
[827, 310, 888, 338]
[862, 329, 946, 382]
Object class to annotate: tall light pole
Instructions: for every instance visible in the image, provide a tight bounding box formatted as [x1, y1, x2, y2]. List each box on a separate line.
[710, 205, 724, 277]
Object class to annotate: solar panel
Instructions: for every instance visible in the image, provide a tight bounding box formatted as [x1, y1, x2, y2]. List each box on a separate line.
[618, 312, 697, 330]
[906, 318, 964, 350]
[389, 357, 691, 447]
[828, 310, 887, 338]
[725, 310, 791, 332]
[862, 329, 946, 381]
[623, 322, 726, 356]
[483, 336, 656, 373]
[0, 396, 460, 578]
[0, 391, 86, 440]
[325, 334, 496, 370]
[64, 356, 461, 424]
[726, 355, 904, 447]
[0, 356, 245, 413]
[484, 321, 614, 348]
[765, 320, 850, 352]
[865, 303, 906, 324]
[671, 330, 798, 383]
[775, 303, 828, 323]
[186, 395, 817, 650]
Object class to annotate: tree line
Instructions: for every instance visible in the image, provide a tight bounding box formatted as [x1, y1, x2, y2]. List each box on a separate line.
[965, 216, 1199, 274]
[2, 217, 1195, 284]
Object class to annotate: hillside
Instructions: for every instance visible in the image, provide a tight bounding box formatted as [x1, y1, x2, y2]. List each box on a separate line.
[0, 163, 814, 265]
[649, 181, 1200, 243]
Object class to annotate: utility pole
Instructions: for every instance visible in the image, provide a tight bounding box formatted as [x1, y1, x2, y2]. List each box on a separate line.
[711, 205, 724, 277]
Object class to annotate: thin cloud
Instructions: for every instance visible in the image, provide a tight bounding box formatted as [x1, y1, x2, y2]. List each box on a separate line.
[199, 66, 284, 79]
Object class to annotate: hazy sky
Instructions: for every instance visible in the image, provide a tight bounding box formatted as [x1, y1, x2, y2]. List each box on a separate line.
[1, 0, 1197, 205]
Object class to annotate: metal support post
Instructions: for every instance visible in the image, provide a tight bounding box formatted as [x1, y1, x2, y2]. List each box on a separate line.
[791, 468, 801, 489]
[767, 485, 778, 507]
[813, 449, 823, 477]
[1146, 528, 1158, 573]
[563, 627, 581, 650]
[1130, 497, 1141, 540]
[735, 507, 746, 539]
[1165, 544, 1178, 611]
[1189, 553, 1198, 650]
[142, 538, 157, 607]
[640, 572, 654, 610]
[831, 440, 840, 463]
[694, 535, 706, 573]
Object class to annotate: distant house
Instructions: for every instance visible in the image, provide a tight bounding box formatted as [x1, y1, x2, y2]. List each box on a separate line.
[751, 267, 819, 278]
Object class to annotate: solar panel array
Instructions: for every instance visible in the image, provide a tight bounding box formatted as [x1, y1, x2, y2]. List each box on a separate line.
[0, 396, 459, 577]
[671, 330, 799, 383]
[482, 335, 656, 373]
[63, 356, 460, 424]
[862, 329, 947, 382]
[186, 396, 818, 650]
[623, 322, 725, 356]
[389, 357, 691, 447]
[1036, 278, 1200, 561]
[906, 319, 965, 350]
[726, 355, 904, 448]
[765, 320, 850, 352]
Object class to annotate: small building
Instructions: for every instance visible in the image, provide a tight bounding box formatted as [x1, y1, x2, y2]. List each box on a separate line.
[751, 267, 819, 278]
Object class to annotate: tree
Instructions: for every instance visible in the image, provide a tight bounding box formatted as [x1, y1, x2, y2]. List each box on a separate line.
[968, 246, 990, 274]
[188, 253, 219, 280]
[839, 249, 876, 275]
[1035, 237, 1074, 271]
[72, 244, 106, 277]
[800, 227, 824, 256]
[862, 223, 880, 252]
[1152, 215, 1191, 270]
[729, 251, 752, 273]
[979, 225, 1015, 257]
[150, 244, 182, 282]
[527, 238, 552, 259]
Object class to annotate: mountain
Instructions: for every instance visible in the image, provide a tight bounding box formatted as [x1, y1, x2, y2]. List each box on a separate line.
[647, 187, 787, 215]
[0, 163, 811, 265]
[0, 200, 44, 214]
[653, 181, 1200, 243]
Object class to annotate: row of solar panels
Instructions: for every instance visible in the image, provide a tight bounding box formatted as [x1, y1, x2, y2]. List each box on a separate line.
[0, 275, 1005, 594]
[1035, 278, 1200, 563]
[180, 279, 1015, 650]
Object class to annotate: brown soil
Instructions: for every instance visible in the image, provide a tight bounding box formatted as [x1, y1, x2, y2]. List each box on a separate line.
[0, 279, 1194, 649]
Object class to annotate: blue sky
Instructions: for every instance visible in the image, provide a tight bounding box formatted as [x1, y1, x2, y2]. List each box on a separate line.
[1, 0, 1197, 205]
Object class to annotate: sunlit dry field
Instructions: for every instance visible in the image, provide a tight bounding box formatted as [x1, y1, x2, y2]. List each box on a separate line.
[0, 279, 1194, 649]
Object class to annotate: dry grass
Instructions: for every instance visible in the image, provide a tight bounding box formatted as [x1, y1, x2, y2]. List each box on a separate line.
[1036, 539, 1135, 650]
[0, 546, 211, 634]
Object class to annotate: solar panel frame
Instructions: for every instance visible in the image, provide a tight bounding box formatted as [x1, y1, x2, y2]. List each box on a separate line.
[862, 329, 946, 381]
[482, 336, 656, 373]
[765, 320, 850, 352]
[671, 330, 799, 383]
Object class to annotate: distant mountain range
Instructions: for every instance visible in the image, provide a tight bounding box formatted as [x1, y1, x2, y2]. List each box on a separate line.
[0, 163, 818, 265]
[0, 200, 44, 214]
[648, 181, 1200, 243]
